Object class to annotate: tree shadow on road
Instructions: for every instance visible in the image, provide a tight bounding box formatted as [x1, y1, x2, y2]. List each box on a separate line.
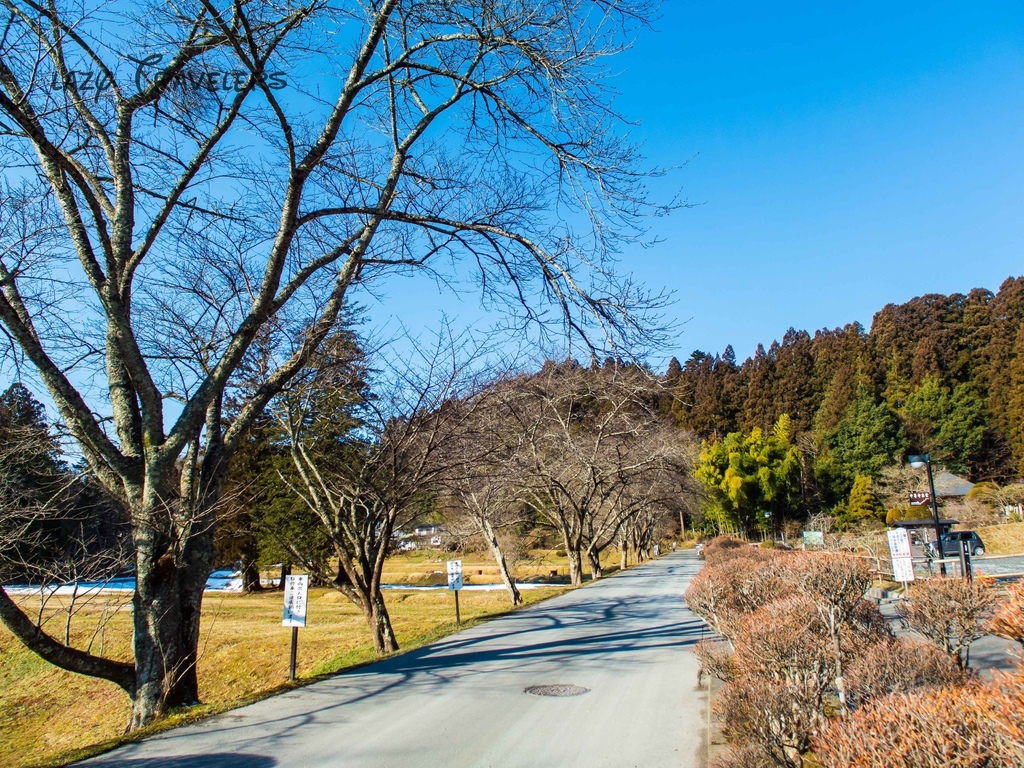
[82, 754, 276, 767]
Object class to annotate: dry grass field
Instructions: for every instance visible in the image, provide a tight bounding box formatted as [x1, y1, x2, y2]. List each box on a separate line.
[0, 569, 568, 768]
[972, 521, 1024, 555]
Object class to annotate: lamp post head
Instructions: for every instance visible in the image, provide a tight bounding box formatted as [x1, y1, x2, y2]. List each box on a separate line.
[907, 454, 930, 470]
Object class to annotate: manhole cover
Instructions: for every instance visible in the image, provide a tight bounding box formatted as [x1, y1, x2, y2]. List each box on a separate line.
[524, 684, 590, 697]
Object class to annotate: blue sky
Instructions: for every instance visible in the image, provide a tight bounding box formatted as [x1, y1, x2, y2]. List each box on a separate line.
[361, 1, 1024, 369]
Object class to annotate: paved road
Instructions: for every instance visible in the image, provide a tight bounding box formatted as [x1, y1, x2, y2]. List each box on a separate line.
[81, 553, 707, 768]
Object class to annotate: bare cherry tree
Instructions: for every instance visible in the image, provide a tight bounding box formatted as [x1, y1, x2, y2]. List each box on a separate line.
[486, 361, 685, 585]
[441, 477, 528, 606]
[0, 0, 668, 727]
[273, 331, 483, 654]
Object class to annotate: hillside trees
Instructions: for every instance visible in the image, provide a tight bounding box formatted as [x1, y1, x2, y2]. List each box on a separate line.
[669, 277, 1024, 524]
[0, 0, 669, 727]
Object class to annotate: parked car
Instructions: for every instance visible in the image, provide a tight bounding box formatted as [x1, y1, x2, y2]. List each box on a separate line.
[927, 530, 986, 558]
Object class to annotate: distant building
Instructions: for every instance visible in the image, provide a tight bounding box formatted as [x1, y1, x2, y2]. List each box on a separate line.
[932, 471, 974, 498]
[414, 524, 444, 536]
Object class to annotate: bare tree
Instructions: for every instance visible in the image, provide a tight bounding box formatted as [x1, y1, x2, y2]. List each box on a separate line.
[489, 361, 686, 585]
[439, 436, 531, 605]
[274, 331, 480, 654]
[0, 0, 668, 727]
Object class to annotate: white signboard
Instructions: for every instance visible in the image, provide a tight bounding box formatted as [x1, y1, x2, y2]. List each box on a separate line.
[447, 560, 463, 591]
[282, 574, 309, 627]
[887, 528, 916, 583]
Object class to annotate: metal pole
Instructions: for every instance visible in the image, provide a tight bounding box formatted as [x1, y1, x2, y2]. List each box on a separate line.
[455, 590, 461, 626]
[959, 539, 973, 581]
[925, 460, 946, 576]
[289, 626, 298, 681]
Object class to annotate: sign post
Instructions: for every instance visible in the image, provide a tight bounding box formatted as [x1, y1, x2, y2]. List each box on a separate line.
[282, 574, 309, 681]
[887, 528, 915, 587]
[447, 560, 463, 626]
[908, 491, 931, 507]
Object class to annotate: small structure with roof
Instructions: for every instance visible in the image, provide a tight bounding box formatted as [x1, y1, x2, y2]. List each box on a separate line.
[931, 471, 974, 498]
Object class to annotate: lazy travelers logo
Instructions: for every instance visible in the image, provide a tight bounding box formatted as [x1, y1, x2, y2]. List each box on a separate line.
[50, 55, 288, 98]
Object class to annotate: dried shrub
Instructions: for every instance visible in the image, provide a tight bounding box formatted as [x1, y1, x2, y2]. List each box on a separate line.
[695, 638, 737, 683]
[711, 742, 774, 768]
[717, 597, 835, 767]
[685, 566, 742, 641]
[785, 552, 874, 709]
[986, 580, 1024, 649]
[720, 554, 796, 615]
[717, 675, 825, 768]
[813, 684, 1012, 768]
[845, 638, 967, 707]
[733, 596, 832, 689]
[703, 536, 756, 566]
[684, 552, 795, 641]
[987, 666, 1024, 760]
[898, 575, 998, 668]
[840, 598, 894, 651]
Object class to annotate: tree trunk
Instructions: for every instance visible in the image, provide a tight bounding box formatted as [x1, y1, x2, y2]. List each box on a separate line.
[128, 480, 218, 730]
[830, 615, 848, 713]
[620, 544, 627, 571]
[369, 591, 398, 655]
[241, 554, 263, 593]
[129, 548, 199, 728]
[279, 562, 291, 589]
[587, 548, 603, 580]
[480, 517, 521, 606]
[566, 548, 583, 586]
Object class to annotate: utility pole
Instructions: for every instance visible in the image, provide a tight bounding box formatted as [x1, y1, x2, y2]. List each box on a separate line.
[909, 454, 946, 576]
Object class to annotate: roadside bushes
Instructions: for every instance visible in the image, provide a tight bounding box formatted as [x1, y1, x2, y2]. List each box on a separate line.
[987, 579, 1024, 649]
[813, 683, 1011, 768]
[815, 666, 1024, 766]
[843, 637, 966, 706]
[685, 540, 890, 767]
[897, 575, 997, 668]
[685, 538, 1022, 767]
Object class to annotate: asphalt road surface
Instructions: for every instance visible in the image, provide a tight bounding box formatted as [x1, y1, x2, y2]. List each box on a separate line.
[81, 552, 707, 768]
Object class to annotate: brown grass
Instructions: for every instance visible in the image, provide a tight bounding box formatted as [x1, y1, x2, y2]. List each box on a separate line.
[971, 521, 1024, 556]
[0, 581, 566, 768]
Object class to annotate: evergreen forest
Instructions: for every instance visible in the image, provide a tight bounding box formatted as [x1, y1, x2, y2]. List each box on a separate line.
[667, 276, 1024, 530]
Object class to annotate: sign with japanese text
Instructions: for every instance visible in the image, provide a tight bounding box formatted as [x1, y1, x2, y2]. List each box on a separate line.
[282, 574, 309, 627]
[447, 560, 463, 591]
[887, 528, 915, 583]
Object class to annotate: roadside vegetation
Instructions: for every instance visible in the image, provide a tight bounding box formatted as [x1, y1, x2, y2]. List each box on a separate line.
[687, 537, 1024, 767]
[0, 579, 567, 768]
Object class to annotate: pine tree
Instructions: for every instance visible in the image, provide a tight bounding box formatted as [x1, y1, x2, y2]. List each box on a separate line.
[742, 343, 776, 431]
[829, 385, 906, 487]
[835, 475, 884, 530]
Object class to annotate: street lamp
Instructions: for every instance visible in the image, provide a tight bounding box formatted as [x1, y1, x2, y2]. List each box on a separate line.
[907, 453, 946, 576]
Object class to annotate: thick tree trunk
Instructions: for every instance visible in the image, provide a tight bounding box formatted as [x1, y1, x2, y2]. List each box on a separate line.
[480, 517, 521, 606]
[128, 480, 218, 730]
[620, 544, 627, 571]
[369, 591, 398, 655]
[566, 548, 583, 587]
[587, 548, 603, 580]
[130, 550, 197, 728]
